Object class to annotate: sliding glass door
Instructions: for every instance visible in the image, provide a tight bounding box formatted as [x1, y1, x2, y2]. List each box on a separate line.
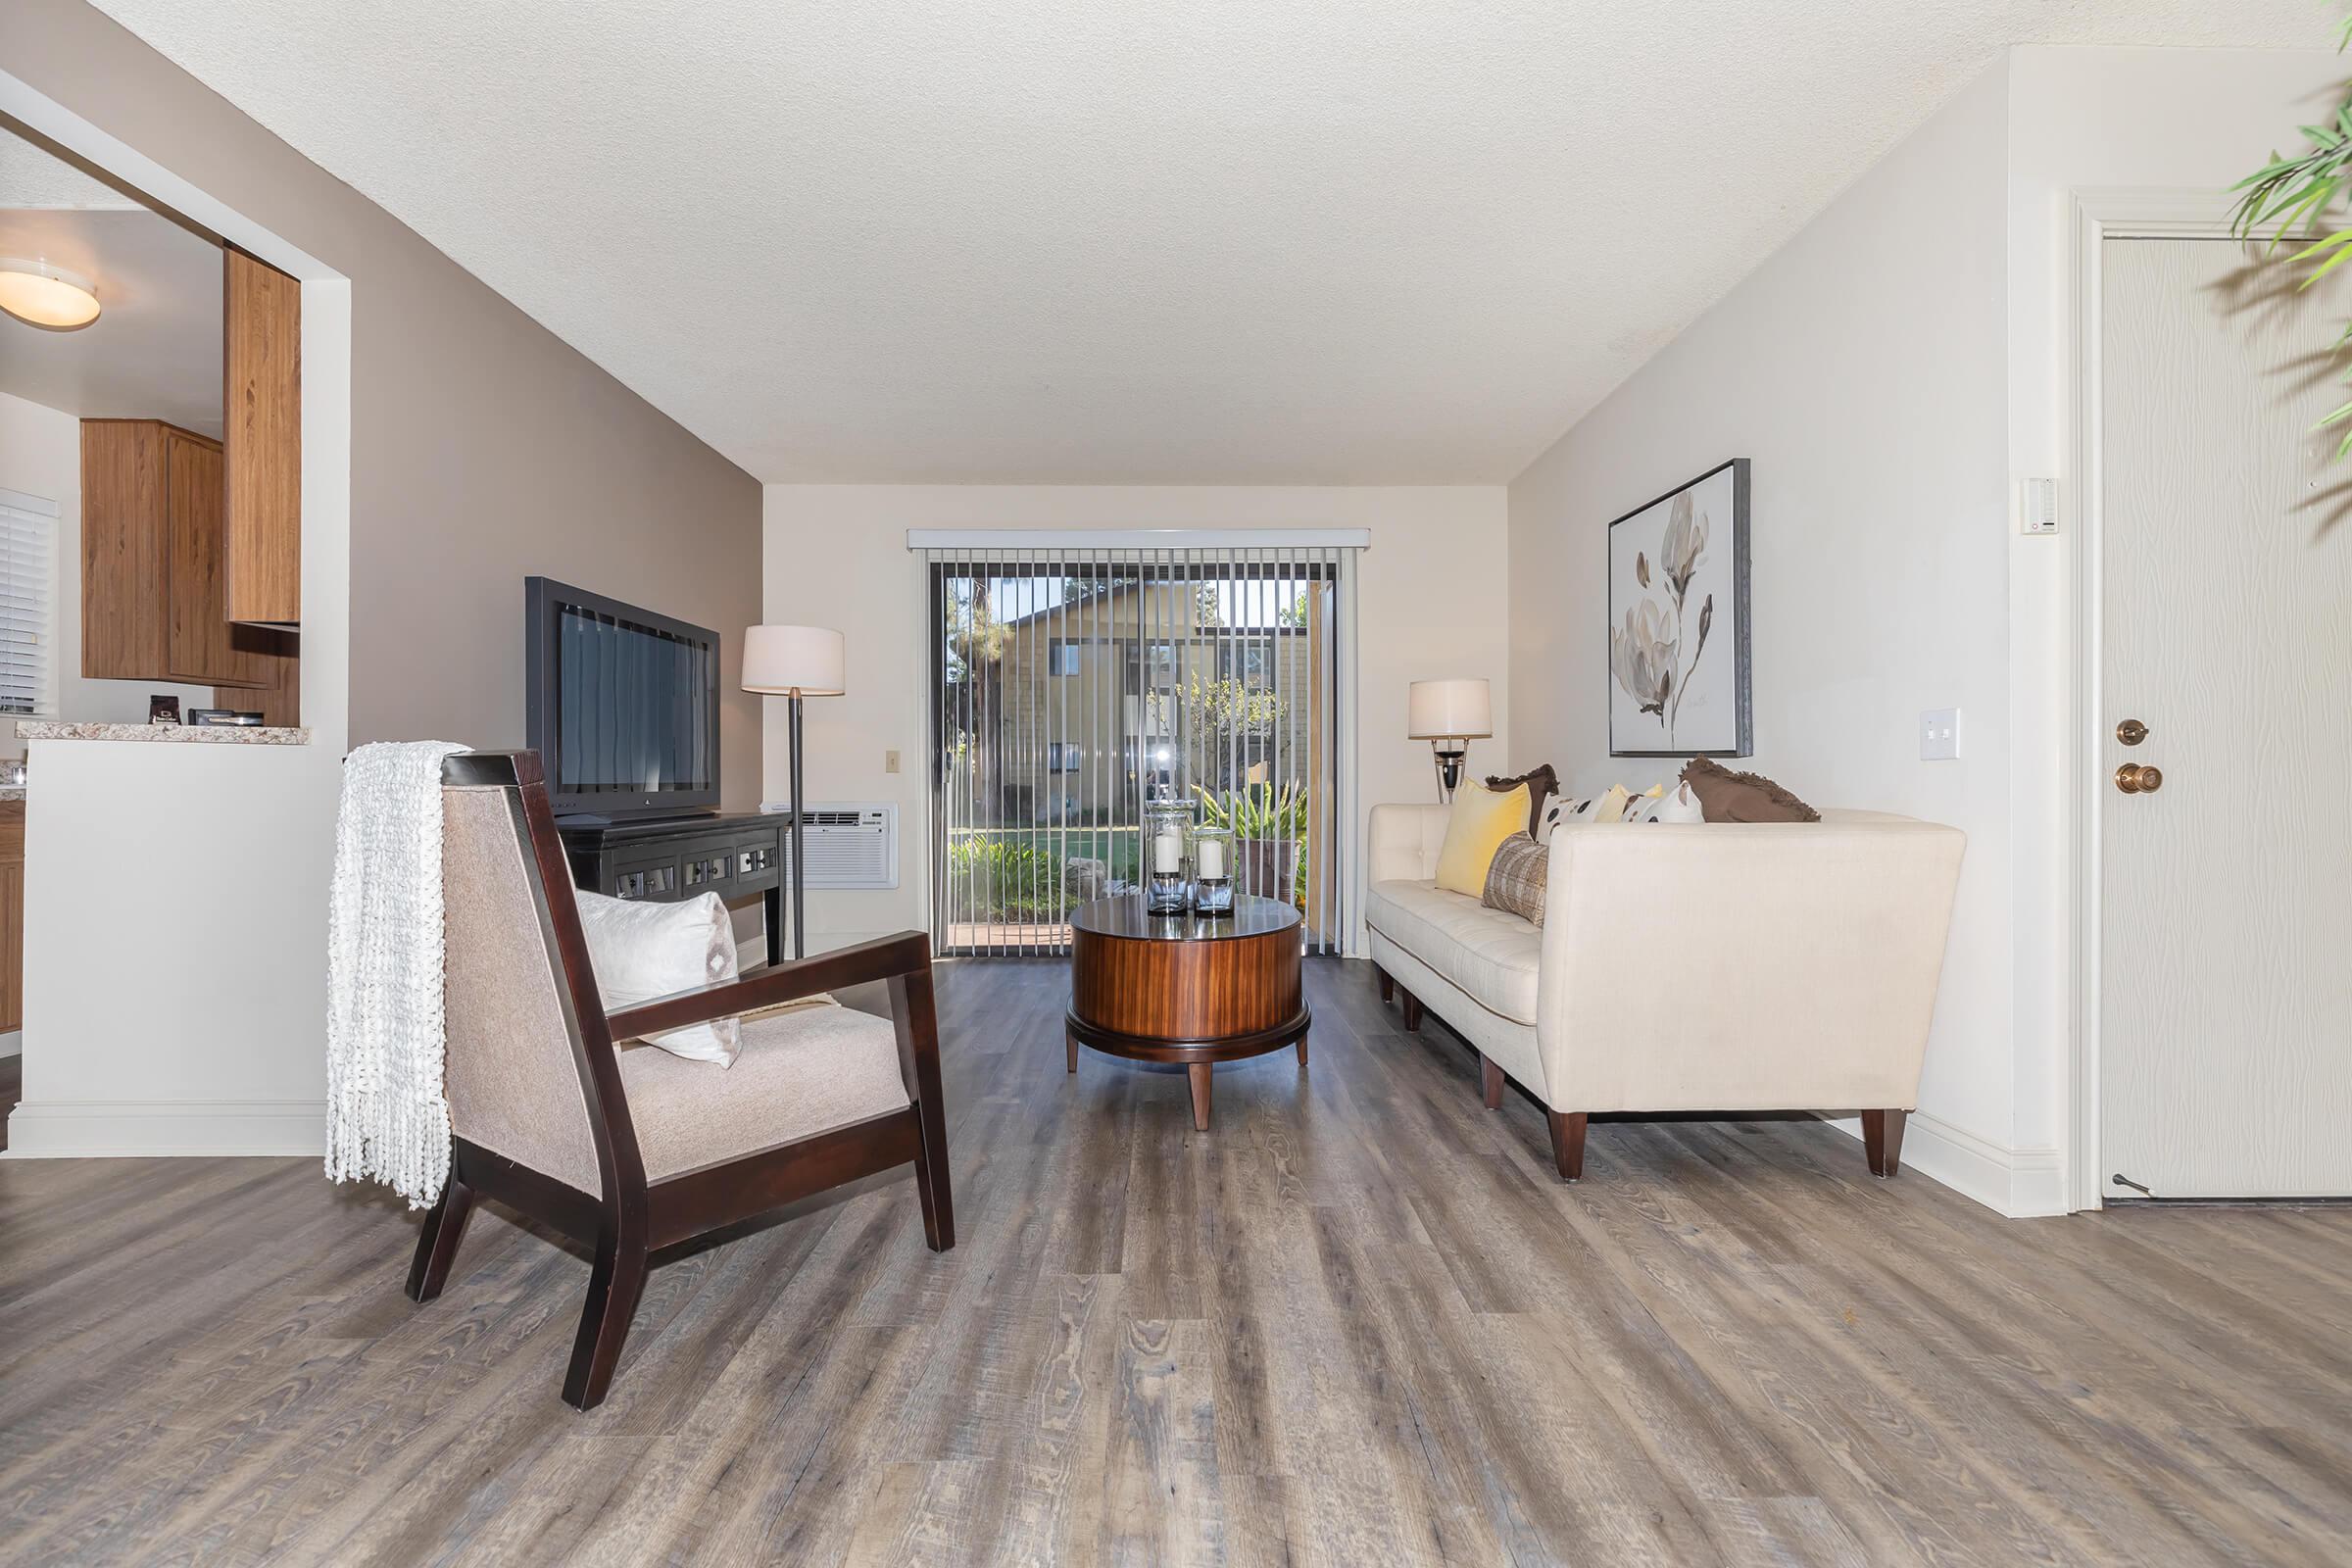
[925, 544, 1348, 956]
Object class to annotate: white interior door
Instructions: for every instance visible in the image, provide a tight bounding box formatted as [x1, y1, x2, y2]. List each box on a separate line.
[2100, 237, 2352, 1199]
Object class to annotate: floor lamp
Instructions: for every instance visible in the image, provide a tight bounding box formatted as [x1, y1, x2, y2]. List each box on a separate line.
[1407, 678, 1493, 802]
[743, 625, 846, 960]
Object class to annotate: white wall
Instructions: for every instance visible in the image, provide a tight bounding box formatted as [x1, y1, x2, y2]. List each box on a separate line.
[1505, 44, 2346, 1216]
[762, 485, 1509, 952]
[1507, 62, 2021, 1206]
[0, 388, 211, 761]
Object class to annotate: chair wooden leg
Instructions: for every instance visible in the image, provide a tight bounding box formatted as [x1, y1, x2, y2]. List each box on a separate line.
[1295, 1031, 1308, 1067]
[405, 1175, 475, 1303]
[1547, 1111, 1588, 1182]
[1376, 965, 1394, 1004]
[1481, 1054, 1504, 1110]
[1399, 990, 1424, 1032]
[1066, 1029, 1079, 1074]
[1862, 1108, 1908, 1178]
[912, 1097, 956, 1253]
[1187, 1063, 1213, 1131]
[891, 965, 956, 1251]
[563, 1233, 648, 1411]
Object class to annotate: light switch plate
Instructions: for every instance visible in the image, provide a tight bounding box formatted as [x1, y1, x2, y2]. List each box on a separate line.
[1920, 708, 1960, 761]
[885, 750, 901, 774]
[2019, 477, 2059, 535]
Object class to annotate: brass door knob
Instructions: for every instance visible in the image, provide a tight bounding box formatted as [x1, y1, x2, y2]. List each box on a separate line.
[2115, 763, 2164, 794]
[2116, 718, 2149, 746]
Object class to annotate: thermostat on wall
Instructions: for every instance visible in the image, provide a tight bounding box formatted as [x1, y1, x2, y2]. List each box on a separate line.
[2019, 477, 2059, 535]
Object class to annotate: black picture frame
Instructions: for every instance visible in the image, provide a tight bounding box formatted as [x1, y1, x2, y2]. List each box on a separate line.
[1604, 458, 1751, 759]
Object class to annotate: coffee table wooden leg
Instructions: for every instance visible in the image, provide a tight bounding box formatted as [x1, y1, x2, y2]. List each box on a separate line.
[1187, 1063, 1212, 1131]
[1066, 1030, 1078, 1074]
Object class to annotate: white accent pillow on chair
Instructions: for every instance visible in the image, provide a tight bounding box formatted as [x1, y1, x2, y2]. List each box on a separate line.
[575, 889, 742, 1066]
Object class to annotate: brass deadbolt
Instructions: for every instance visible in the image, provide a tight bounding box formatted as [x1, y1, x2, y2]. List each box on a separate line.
[2116, 718, 2149, 747]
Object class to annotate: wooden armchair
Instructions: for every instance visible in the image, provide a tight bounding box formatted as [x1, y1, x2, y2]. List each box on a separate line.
[405, 752, 953, 1410]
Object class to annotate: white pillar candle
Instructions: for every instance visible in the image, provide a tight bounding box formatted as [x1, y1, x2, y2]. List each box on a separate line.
[1196, 838, 1225, 880]
[1153, 829, 1184, 874]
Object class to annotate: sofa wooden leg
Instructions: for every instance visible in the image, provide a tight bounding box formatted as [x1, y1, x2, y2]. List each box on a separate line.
[1863, 1108, 1907, 1179]
[1480, 1054, 1504, 1110]
[1399, 990, 1424, 1032]
[1547, 1111, 1588, 1182]
[405, 1175, 475, 1303]
[1375, 965, 1394, 1004]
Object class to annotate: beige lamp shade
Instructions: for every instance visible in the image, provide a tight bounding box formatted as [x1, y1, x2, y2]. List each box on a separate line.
[1407, 678, 1492, 739]
[742, 625, 846, 695]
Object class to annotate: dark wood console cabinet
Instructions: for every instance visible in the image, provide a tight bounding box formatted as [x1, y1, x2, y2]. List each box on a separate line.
[557, 811, 787, 968]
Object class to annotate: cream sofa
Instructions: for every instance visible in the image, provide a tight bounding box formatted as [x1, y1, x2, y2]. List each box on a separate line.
[1364, 803, 1964, 1181]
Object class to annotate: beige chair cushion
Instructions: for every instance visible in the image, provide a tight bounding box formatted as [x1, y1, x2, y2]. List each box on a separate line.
[1364, 878, 1541, 1026]
[617, 1004, 911, 1182]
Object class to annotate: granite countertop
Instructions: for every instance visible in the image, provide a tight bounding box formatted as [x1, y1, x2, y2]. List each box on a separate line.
[15, 720, 311, 746]
[0, 787, 22, 803]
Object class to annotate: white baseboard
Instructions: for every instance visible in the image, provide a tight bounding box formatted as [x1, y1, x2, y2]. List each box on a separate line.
[0, 1029, 19, 1059]
[1823, 1110, 2064, 1218]
[3, 1099, 325, 1158]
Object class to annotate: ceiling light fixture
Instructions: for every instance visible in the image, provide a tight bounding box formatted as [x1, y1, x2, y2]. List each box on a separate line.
[0, 258, 101, 330]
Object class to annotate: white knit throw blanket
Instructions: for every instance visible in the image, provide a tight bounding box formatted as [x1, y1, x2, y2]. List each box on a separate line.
[325, 740, 470, 1208]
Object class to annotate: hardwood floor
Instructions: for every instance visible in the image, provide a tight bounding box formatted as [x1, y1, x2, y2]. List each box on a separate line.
[3, 958, 2350, 1565]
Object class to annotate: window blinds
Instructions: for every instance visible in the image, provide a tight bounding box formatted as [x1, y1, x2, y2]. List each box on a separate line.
[0, 489, 58, 720]
[924, 541, 1355, 956]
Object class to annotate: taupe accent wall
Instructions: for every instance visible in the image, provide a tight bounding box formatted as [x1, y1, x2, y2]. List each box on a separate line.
[4, 0, 763, 806]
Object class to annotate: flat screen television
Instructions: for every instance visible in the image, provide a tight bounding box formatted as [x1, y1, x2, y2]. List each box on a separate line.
[524, 576, 720, 821]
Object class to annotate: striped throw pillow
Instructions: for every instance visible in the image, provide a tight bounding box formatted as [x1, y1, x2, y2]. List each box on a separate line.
[1481, 834, 1548, 926]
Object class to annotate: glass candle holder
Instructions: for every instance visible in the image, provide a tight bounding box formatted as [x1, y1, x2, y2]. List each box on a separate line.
[1189, 824, 1235, 915]
[1144, 800, 1192, 915]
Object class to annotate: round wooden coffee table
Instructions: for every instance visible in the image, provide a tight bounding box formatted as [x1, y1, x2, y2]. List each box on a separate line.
[1065, 893, 1310, 1131]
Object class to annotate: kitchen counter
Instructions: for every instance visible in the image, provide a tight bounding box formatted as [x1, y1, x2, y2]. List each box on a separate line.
[15, 721, 310, 746]
[0, 788, 22, 803]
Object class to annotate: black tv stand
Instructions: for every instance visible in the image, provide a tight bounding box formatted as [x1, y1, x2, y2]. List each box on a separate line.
[556, 810, 787, 968]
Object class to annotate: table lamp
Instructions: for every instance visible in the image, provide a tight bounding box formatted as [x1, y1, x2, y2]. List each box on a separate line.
[743, 625, 846, 959]
[1407, 678, 1492, 802]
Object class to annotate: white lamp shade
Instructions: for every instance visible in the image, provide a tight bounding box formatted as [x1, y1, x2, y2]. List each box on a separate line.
[742, 625, 846, 695]
[1406, 678, 1492, 739]
[0, 258, 101, 330]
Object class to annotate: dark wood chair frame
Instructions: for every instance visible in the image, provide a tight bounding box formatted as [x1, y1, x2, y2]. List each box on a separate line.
[404, 752, 954, 1411]
[1371, 961, 1906, 1183]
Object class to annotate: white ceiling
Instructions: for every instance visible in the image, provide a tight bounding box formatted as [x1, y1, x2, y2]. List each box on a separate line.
[1, 130, 224, 438]
[87, 1, 2323, 483]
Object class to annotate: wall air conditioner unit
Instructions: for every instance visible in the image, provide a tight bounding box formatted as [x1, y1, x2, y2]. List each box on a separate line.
[774, 803, 899, 890]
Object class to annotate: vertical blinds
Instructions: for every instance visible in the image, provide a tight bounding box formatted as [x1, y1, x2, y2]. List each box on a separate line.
[0, 489, 57, 721]
[924, 542, 1355, 956]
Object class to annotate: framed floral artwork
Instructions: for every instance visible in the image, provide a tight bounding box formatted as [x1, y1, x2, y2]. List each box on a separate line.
[1607, 458, 1751, 757]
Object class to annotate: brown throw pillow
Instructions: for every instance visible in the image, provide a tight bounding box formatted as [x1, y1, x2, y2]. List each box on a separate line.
[1481, 834, 1549, 926]
[1680, 758, 1821, 823]
[1484, 763, 1558, 840]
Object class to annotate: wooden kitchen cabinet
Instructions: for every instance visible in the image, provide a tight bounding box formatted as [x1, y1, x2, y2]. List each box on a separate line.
[81, 419, 295, 691]
[224, 248, 301, 625]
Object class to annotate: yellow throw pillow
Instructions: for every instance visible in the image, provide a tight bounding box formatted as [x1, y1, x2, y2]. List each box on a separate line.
[1435, 782, 1531, 897]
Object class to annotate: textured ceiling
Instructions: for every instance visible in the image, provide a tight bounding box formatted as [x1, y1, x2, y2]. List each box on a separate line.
[88, 1, 2325, 483]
